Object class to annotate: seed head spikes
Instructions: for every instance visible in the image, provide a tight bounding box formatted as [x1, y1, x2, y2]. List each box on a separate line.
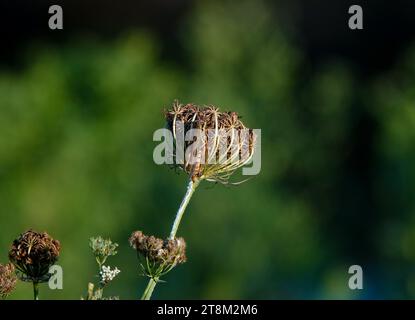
[165, 101, 256, 184]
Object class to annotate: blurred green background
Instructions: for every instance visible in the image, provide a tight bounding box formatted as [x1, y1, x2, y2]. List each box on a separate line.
[1, 0, 415, 299]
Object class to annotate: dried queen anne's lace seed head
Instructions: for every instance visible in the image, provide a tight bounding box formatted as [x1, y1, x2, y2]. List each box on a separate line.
[8, 230, 61, 283]
[0, 263, 17, 299]
[129, 231, 187, 278]
[165, 100, 256, 184]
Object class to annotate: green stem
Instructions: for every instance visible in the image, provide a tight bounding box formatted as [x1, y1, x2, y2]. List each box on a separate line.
[140, 178, 200, 300]
[169, 179, 200, 239]
[141, 277, 159, 300]
[33, 282, 39, 300]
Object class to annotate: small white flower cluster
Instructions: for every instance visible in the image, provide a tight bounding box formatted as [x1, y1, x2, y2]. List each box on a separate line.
[100, 265, 120, 284]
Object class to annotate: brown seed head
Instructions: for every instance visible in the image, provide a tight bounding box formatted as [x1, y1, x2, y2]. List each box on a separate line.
[165, 100, 256, 183]
[129, 230, 187, 277]
[8, 230, 61, 283]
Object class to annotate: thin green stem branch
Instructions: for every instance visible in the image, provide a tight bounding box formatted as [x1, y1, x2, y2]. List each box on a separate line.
[169, 179, 200, 239]
[140, 178, 200, 300]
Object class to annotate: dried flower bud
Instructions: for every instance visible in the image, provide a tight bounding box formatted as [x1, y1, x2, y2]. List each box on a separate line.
[8, 230, 60, 283]
[165, 100, 256, 183]
[89, 236, 118, 266]
[164, 237, 187, 265]
[129, 231, 146, 250]
[129, 230, 187, 278]
[0, 263, 17, 299]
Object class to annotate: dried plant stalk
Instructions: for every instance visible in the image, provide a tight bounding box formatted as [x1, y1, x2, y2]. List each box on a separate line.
[141, 101, 256, 300]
